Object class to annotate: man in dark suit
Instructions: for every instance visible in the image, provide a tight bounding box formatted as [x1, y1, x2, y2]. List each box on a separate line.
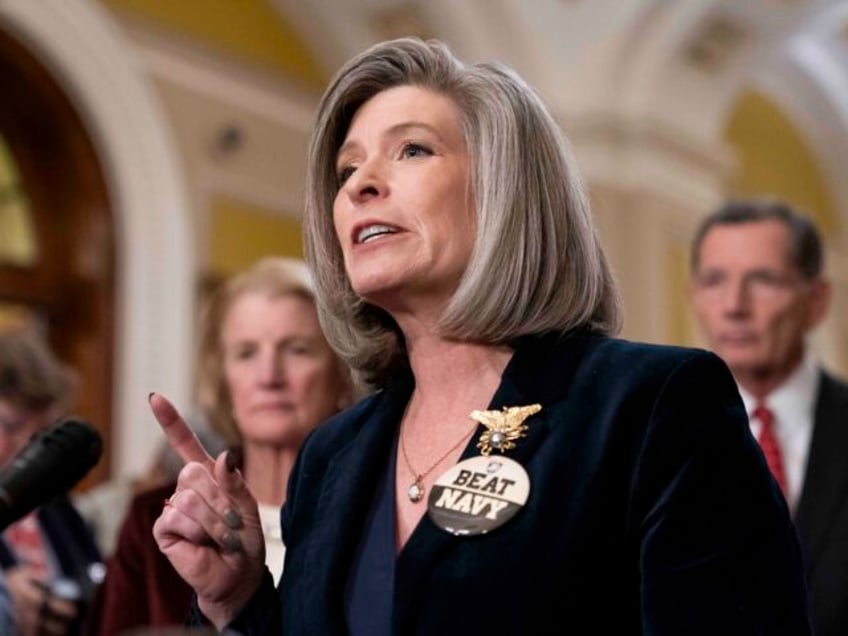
[690, 198, 848, 636]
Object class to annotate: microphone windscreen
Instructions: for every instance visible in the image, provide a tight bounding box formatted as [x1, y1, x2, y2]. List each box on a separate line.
[0, 418, 102, 530]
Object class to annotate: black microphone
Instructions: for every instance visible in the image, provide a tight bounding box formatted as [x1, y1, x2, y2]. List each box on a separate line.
[0, 418, 102, 531]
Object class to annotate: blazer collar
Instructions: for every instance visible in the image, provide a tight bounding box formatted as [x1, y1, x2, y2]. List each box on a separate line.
[299, 372, 413, 630]
[300, 330, 600, 630]
[394, 329, 598, 628]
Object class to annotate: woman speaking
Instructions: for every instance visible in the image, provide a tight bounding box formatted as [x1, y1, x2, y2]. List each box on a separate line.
[151, 38, 809, 634]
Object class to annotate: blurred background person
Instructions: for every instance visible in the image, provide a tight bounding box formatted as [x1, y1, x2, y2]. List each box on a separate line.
[92, 257, 354, 635]
[0, 572, 13, 635]
[690, 198, 848, 636]
[0, 328, 102, 636]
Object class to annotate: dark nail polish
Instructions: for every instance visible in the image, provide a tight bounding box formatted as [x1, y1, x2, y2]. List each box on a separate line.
[226, 450, 238, 473]
[148, 392, 155, 404]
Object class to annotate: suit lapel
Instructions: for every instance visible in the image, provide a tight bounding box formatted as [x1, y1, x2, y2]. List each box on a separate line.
[299, 373, 413, 628]
[794, 372, 848, 571]
[394, 330, 597, 626]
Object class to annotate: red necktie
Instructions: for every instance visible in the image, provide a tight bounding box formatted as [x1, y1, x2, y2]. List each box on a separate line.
[753, 404, 786, 496]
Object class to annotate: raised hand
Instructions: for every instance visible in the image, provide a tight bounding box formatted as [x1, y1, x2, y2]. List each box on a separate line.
[150, 393, 266, 629]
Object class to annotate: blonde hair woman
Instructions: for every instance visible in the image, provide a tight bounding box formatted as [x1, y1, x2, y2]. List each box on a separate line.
[195, 257, 353, 581]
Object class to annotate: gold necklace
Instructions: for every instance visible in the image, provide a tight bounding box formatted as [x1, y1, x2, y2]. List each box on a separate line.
[400, 420, 477, 503]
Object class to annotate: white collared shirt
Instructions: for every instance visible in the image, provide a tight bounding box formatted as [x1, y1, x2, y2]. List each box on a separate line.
[258, 502, 286, 585]
[738, 350, 819, 514]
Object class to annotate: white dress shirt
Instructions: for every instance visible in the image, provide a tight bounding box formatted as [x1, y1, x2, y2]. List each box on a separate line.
[258, 501, 286, 585]
[738, 350, 819, 514]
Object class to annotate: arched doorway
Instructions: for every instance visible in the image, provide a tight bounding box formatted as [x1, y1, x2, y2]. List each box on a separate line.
[0, 27, 114, 486]
[0, 0, 195, 481]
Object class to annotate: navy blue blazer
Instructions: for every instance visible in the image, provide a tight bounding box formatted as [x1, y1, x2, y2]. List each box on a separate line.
[225, 331, 810, 635]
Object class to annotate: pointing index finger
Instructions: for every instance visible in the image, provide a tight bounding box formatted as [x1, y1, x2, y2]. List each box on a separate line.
[149, 392, 213, 466]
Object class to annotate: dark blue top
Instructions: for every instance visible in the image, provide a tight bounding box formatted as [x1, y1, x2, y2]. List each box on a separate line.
[343, 434, 397, 636]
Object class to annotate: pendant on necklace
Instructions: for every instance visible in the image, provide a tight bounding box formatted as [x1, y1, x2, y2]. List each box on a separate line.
[408, 476, 425, 503]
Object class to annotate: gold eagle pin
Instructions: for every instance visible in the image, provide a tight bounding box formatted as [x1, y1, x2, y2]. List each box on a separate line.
[471, 404, 542, 456]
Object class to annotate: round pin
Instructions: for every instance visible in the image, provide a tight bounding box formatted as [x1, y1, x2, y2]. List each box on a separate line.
[427, 455, 530, 536]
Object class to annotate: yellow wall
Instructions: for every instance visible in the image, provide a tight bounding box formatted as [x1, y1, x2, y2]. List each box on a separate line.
[724, 90, 838, 236]
[209, 197, 303, 279]
[665, 242, 696, 347]
[100, 0, 327, 89]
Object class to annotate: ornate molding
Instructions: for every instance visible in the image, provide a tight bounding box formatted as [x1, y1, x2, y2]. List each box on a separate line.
[0, 0, 195, 476]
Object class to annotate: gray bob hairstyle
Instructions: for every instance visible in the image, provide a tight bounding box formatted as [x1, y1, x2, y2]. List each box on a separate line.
[304, 38, 621, 386]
